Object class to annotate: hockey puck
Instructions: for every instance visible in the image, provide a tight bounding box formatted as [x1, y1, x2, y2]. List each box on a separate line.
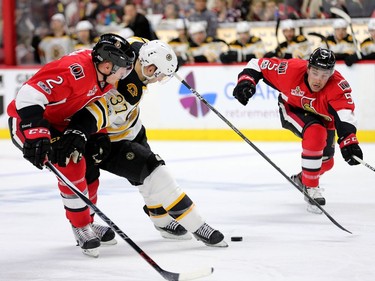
[231, 236, 243, 242]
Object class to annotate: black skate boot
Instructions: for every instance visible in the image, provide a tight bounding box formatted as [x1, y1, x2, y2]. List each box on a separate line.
[72, 224, 101, 258]
[193, 223, 228, 247]
[91, 223, 117, 245]
[155, 220, 192, 240]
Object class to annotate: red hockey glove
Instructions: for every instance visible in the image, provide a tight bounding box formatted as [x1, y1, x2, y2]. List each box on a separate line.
[338, 133, 363, 165]
[50, 129, 88, 167]
[20, 119, 51, 170]
[233, 75, 256, 106]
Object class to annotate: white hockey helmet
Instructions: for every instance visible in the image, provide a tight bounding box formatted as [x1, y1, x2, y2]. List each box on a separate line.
[189, 22, 206, 35]
[76, 20, 93, 31]
[333, 19, 348, 29]
[368, 18, 375, 31]
[236, 21, 251, 34]
[176, 18, 190, 30]
[138, 40, 178, 83]
[280, 19, 295, 30]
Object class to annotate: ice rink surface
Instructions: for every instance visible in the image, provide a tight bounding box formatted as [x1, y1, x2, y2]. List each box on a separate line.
[1, 139, 375, 281]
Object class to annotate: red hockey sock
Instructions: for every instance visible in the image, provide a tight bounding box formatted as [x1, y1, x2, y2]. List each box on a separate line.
[320, 157, 334, 176]
[88, 179, 99, 222]
[56, 158, 91, 227]
[301, 124, 327, 187]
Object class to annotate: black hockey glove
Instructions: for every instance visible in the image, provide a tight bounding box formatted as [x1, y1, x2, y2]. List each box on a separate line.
[85, 133, 111, 164]
[233, 75, 256, 106]
[338, 133, 363, 165]
[20, 119, 51, 170]
[50, 129, 87, 167]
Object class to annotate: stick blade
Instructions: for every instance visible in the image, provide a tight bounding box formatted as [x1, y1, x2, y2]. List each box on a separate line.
[330, 7, 351, 22]
[178, 267, 214, 281]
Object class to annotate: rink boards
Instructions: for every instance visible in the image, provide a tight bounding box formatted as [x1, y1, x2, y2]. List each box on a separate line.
[0, 62, 374, 141]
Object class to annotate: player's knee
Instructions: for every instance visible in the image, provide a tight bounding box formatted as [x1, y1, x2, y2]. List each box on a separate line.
[139, 153, 165, 183]
[303, 123, 327, 149]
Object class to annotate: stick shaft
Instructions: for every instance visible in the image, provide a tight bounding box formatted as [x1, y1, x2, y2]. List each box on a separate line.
[174, 73, 351, 234]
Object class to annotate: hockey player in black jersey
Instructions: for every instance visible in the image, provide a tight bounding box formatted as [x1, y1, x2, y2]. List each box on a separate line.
[67, 37, 228, 255]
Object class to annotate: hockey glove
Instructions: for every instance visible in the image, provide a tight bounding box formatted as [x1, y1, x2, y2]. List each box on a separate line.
[233, 75, 256, 106]
[338, 133, 363, 165]
[50, 129, 87, 167]
[20, 119, 51, 170]
[85, 133, 111, 164]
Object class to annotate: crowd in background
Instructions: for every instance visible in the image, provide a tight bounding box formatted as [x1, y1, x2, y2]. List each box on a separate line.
[0, 0, 374, 65]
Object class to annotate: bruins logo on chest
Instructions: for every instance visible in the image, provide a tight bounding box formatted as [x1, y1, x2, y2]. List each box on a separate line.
[127, 83, 138, 97]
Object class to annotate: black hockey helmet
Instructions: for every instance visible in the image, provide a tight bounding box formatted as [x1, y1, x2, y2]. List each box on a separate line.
[308, 47, 336, 71]
[92, 33, 135, 70]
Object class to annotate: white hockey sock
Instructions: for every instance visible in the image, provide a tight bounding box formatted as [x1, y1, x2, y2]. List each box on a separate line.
[139, 165, 204, 232]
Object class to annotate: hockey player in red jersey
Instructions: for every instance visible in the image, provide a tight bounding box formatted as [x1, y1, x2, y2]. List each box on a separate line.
[232, 47, 363, 213]
[67, 37, 228, 248]
[7, 33, 135, 257]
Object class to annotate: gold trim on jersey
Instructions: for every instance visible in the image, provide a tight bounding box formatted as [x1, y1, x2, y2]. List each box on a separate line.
[86, 97, 109, 131]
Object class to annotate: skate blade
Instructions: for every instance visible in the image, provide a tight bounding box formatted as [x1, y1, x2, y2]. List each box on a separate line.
[160, 232, 192, 240]
[82, 248, 99, 258]
[100, 239, 118, 246]
[306, 204, 323, 214]
[204, 240, 229, 248]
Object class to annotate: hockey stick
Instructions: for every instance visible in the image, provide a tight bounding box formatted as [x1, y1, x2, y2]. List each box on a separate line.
[45, 161, 213, 281]
[174, 73, 352, 234]
[307, 32, 329, 49]
[352, 155, 375, 172]
[330, 7, 362, 59]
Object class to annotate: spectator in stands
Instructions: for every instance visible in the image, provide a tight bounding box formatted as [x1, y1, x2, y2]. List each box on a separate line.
[326, 19, 356, 60]
[220, 21, 265, 63]
[38, 13, 74, 64]
[73, 20, 98, 51]
[89, 0, 123, 27]
[187, 21, 227, 63]
[163, 2, 180, 20]
[265, 19, 312, 59]
[168, 18, 191, 64]
[211, 0, 242, 23]
[345, 18, 375, 66]
[189, 0, 218, 37]
[263, 0, 278, 21]
[122, 1, 158, 40]
[301, 0, 327, 19]
[246, 0, 264, 21]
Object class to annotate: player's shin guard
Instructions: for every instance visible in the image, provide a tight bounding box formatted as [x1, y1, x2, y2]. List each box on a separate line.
[301, 124, 327, 187]
[320, 157, 334, 176]
[140, 165, 205, 233]
[57, 160, 91, 228]
[88, 178, 99, 219]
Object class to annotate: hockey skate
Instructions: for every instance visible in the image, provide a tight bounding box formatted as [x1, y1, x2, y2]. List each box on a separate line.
[155, 220, 192, 240]
[291, 172, 325, 214]
[193, 223, 228, 247]
[72, 224, 100, 258]
[91, 223, 117, 245]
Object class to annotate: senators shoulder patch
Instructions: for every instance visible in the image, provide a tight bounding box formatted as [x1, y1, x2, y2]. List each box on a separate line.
[69, 63, 85, 80]
[278, 61, 288, 74]
[338, 80, 351, 91]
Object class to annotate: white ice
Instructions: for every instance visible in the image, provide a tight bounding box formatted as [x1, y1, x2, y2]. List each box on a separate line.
[1, 139, 375, 281]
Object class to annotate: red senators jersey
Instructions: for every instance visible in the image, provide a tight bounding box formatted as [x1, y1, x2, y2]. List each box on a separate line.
[244, 57, 356, 133]
[8, 49, 113, 131]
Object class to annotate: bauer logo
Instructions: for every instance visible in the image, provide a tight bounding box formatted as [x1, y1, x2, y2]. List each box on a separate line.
[178, 71, 217, 118]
